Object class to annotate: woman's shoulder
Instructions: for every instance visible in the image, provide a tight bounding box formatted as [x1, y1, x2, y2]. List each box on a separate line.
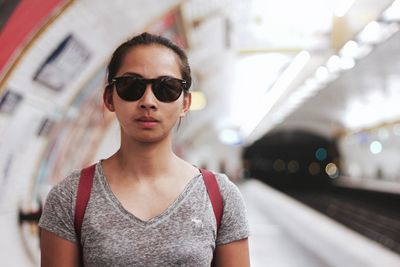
[45, 168, 84, 201]
[211, 172, 244, 202]
[211, 172, 250, 245]
[212, 172, 237, 188]
[39, 168, 84, 243]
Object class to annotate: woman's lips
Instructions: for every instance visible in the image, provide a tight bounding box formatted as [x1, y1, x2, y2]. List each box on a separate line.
[136, 116, 159, 128]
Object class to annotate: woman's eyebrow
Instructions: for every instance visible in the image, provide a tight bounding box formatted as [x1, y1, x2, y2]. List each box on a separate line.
[120, 72, 176, 79]
[121, 72, 143, 77]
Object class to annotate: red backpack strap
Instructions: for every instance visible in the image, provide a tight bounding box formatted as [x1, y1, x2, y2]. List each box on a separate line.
[200, 169, 223, 232]
[74, 164, 96, 242]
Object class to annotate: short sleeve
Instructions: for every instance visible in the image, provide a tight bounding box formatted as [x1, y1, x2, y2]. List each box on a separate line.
[38, 171, 80, 243]
[215, 174, 250, 245]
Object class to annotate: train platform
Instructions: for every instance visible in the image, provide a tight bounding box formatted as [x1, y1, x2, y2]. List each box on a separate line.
[241, 179, 400, 267]
[335, 175, 400, 195]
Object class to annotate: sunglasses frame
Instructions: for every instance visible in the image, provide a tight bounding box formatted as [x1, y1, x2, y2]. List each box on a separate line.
[108, 76, 188, 103]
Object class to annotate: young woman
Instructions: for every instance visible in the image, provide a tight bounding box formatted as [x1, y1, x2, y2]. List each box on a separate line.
[39, 32, 250, 266]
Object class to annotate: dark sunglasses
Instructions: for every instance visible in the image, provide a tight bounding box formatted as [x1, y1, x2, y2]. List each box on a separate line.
[109, 76, 188, 103]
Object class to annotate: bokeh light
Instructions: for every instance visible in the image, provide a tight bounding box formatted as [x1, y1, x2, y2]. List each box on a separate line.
[325, 163, 339, 178]
[370, 140, 383, 154]
[315, 147, 327, 161]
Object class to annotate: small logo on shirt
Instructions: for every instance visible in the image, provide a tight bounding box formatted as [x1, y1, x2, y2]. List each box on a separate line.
[191, 218, 203, 228]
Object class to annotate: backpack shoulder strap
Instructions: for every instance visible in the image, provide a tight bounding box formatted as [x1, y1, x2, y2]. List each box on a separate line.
[74, 165, 224, 236]
[199, 169, 223, 232]
[74, 164, 96, 242]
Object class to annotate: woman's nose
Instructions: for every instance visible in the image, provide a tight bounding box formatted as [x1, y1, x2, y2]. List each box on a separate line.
[139, 85, 157, 109]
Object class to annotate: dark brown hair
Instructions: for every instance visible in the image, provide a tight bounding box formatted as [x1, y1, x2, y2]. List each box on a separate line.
[106, 32, 192, 89]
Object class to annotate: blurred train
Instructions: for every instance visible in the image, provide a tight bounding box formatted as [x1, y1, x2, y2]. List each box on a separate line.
[242, 130, 341, 189]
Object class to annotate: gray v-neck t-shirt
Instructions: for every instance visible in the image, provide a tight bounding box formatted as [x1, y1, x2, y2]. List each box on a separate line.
[39, 162, 249, 266]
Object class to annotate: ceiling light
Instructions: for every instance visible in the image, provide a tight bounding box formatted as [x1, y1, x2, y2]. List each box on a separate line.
[340, 57, 355, 70]
[269, 51, 311, 94]
[239, 51, 310, 137]
[231, 53, 291, 124]
[326, 55, 341, 73]
[304, 78, 323, 94]
[315, 66, 329, 82]
[340, 40, 359, 58]
[287, 91, 304, 106]
[357, 21, 381, 44]
[382, 0, 400, 22]
[353, 43, 373, 59]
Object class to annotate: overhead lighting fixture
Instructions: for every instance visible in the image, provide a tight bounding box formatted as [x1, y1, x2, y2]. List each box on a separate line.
[340, 40, 359, 58]
[268, 51, 311, 96]
[301, 78, 322, 97]
[239, 51, 310, 137]
[357, 20, 400, 47]
[338, 41, 358, 70]
[340, 57, 355, 70]
[279, 0, 399, 137]
[326, 55, 342, 73]
[382, 0, 400, 22]
[357, 21, 381, 44]
[280, 77, 321, 118]
[315, 66, 329, 82]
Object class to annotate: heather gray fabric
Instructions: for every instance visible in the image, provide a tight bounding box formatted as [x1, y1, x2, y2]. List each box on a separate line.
[39, 162, 249, 266]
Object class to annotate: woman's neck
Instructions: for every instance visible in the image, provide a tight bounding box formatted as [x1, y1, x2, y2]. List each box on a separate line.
[111, 137, 180, 181]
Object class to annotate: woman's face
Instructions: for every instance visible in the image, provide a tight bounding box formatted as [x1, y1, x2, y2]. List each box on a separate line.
[109, 45, 191, 144]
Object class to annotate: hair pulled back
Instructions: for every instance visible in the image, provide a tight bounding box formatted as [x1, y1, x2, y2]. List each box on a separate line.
[106, 32, 191, 90]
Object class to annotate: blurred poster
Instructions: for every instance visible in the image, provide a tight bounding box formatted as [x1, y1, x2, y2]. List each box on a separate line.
[0, 90, 23, 115]
[35, 68, 112, 185]
[146, 6, 188, 49]
[36, 118, 55, 137]
[33, 34, 91, 91]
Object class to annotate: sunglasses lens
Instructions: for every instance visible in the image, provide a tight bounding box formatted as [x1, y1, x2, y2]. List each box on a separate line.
[154, 77, 184, 102]
[114, 77, 145, 101]
[112, 76, 185, 102]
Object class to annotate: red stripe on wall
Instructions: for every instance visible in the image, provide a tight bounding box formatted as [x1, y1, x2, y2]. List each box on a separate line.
[0, 0, 65, 75]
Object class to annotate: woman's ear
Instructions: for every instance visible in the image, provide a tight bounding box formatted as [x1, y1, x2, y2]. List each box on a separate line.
[180, 92, 192, 117]
[103, 88, 115, 112]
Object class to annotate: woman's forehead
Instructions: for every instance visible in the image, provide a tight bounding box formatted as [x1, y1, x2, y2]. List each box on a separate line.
[117, 45, 181, 77]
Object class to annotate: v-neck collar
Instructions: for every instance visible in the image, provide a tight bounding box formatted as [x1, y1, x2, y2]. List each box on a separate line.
[96, 161, 201, 227]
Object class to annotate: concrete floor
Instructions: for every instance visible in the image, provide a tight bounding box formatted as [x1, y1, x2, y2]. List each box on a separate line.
[241, 179, 400, 267]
